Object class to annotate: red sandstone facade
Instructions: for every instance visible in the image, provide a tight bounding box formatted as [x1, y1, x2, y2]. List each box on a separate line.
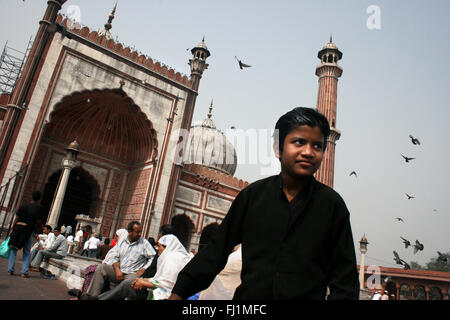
[359, 265, 450, 300]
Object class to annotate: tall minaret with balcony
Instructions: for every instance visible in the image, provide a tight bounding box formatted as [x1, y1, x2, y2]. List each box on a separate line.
[314, 37, 343, 188]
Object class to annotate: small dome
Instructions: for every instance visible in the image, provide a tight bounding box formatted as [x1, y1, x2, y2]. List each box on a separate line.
[184, 107, 237, 176]
[66, 139, 80, 152]
[322, 42, 338, 50]
[191, 37, 211, 58]
[196, 39, 208, 51]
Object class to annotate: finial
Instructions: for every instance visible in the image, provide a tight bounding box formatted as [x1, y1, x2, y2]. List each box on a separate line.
[329, 33, 333, 43]
[202, 35, 205, 42]
[103, 2, 117, 32]
[207, 99, 213, 118]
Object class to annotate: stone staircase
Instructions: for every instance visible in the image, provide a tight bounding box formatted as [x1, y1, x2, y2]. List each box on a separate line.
[40, 254, 102, 290]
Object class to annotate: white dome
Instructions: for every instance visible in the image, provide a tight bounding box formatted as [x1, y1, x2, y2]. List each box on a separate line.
[184, 120, 237, 176]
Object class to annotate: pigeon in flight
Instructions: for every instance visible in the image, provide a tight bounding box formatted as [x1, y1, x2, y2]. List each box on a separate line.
[409, 135, 420, 145]
[400, 236, 411, 248]
[413, 240, 424, 254]
[401, 154, 415, 163]
[349, 171, 357, 178]
[405, 193, 415, 200]
[393, 251, 403, 265]
[437, 251, 447, 263]
[234, 56, 252, 69]
[393, 251, 410, 270]
[395, 217, 404, 223]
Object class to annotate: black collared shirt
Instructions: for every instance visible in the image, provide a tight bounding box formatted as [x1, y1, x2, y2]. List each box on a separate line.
[172, 174, 359, 300]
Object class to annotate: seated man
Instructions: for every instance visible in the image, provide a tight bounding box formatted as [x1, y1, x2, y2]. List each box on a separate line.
[29, 224, 55, 264]
[29, 226, 68, 271]
[80, 221, 156, 299]
[95, 234, 191, 300]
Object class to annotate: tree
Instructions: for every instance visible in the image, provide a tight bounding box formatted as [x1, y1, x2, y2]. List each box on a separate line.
[426, 252, 450, 272]
[409, 252, 450, 272]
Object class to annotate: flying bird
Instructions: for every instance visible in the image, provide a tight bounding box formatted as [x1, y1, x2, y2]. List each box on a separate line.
[409, 134, 421, 145]
[393, 251, 403, 265]
[349, 171, 357, 178]
[395, 217, 404, 223]
[393, 251, 410, 270]
[400, 236, 411, 248]
[437, 251, 448, 263]
[234, 56, 252, 69]
[405, 193, 415, 200]
[413, 240, 424, 254]
[401, 154, 416, 163]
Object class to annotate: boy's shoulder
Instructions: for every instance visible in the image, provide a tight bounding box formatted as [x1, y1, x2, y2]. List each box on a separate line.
[313, 179, 346, 202]
[242, 174, 280, 193]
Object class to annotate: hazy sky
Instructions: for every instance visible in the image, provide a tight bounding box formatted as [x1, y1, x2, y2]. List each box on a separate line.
[1, 0, 449, 268]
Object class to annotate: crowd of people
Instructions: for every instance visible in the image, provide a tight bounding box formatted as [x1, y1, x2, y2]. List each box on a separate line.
[3, 191, 237, 300]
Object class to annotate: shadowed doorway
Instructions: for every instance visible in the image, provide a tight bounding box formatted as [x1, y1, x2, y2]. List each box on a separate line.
[41, 167, 99, 229]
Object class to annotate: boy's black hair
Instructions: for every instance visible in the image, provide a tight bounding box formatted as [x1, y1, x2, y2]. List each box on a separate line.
[44, 224, 52, 232]
[274, 107, 330, 153]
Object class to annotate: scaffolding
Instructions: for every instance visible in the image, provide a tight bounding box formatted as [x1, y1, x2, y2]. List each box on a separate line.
[0, 38, 32, 95]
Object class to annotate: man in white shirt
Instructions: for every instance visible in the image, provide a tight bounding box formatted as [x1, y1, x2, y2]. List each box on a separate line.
[29, 225, 55, 264]
[30, 226, 68, 271]
[66, 233, 74, 254]
[74, 228, 84, 254]
[86, 233, 101, 258]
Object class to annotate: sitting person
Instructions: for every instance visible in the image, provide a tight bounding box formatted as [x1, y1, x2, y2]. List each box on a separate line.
[79, 221, 155, 299]
[198, 244, 242, 300]
[96, 238, 111, 260]
[96, 234, 191, 300]
[29, 226, 68, 271]
[109, 228, 128, 248]
[29, 224, 55, 265]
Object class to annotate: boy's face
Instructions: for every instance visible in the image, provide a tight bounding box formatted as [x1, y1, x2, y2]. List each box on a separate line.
[275, 125, 325, 178]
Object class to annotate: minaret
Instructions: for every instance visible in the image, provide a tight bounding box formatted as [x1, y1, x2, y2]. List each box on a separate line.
[314, 36, 343, 188]
[359, 235, 369, 291]
[98, 3, 117, 41]
[0, 0, 67, 173]
[159, 37, 210, 226]
[188, 37, 210, 91]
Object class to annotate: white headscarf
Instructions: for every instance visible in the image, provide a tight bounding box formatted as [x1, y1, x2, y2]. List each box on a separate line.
[102, 228, 129, 265]
[115, 229, 128, 244]
[149, 234, 192, 299]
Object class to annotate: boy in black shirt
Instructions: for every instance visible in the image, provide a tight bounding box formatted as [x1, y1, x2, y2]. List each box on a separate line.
[170, 107, 359, 300]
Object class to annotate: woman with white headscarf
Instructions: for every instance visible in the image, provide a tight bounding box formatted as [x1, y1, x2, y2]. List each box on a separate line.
[131, 234, 192, 300]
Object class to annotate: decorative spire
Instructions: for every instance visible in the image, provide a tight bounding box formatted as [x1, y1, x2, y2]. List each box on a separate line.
[329, 33, 333, 43]
[99, 2, 117, 40]
[208, 99, 213, 119]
